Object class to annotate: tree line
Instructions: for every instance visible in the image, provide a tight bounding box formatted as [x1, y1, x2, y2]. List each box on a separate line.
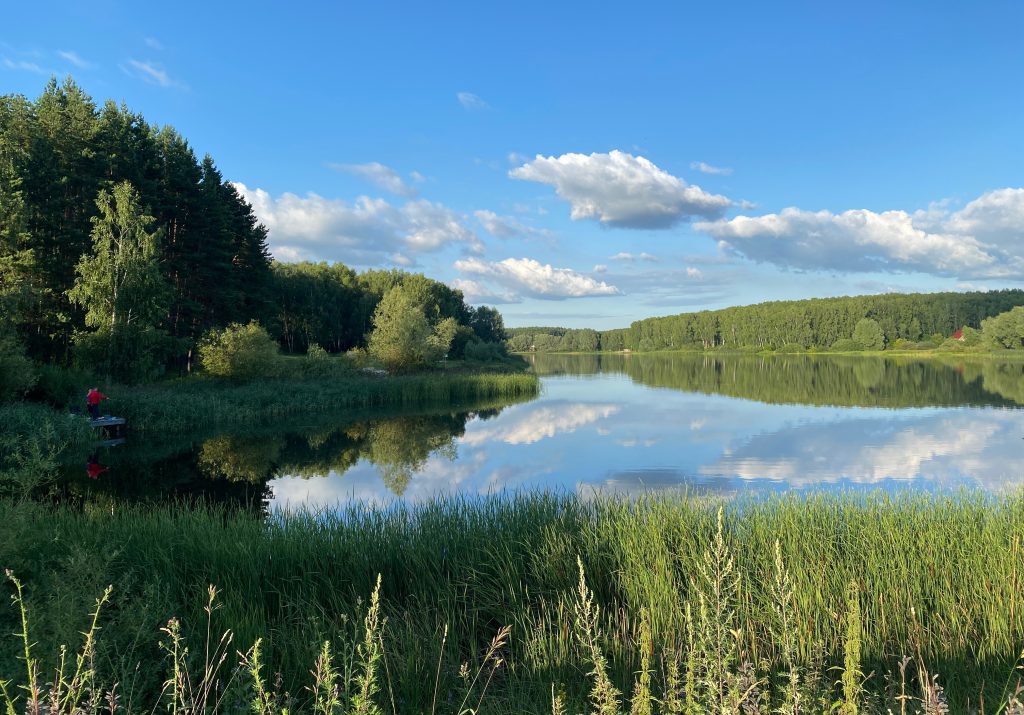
[509, 291, 1024, 353]
[0, 78, 505, 388]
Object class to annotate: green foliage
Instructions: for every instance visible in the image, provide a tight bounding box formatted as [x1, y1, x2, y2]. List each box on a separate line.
[68, 181, 170, 332]
[72, 324, 172, 383]
[468, 305, 505, 343]
[446, 324, 477, 359]
[367, 286, 455, 370]
[531, 352, 1024, 408]
[6, 492, 1022, 711]
[199, 321, 280, 379]
[839, 581, 863, 715]
[109, 371, 538, 433]
[830, 338, 861, 352]
[506, 326, 602, 352]
[0, 332, 34, 401]
[27, 364, 95, 407]
[959, 325, 983, 346]
[305, 343, 328, 361]
[507, 290, 1024, 353]
[982, 306, 1024, 349]
[463, 339, 510, 362]
[0, 403, 90, 497]
[0, 79, 273, 368]
[852, 317, 885, 350]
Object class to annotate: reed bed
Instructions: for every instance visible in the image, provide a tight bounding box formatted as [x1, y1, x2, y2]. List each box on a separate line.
[114, 372, 540, 433]
[1, 492, 1023, 713]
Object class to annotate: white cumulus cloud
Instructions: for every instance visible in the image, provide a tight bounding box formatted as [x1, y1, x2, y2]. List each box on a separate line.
[233, 183, 482, 265]
[454, 257, 621, 300]
[451, 279, 521, 304]
[329, 162, 418, 197]
[697, 188, 1024, 279]
[510, 150, 731, 228]
[461, 403, 620, 446]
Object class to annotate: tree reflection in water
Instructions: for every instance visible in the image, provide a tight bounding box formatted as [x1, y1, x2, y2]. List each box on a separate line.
[530, 352, 1024, 408]
[59, 400, 520, 509]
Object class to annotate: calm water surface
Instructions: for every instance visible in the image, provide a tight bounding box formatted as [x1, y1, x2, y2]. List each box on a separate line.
[72, 354, 1024, 509]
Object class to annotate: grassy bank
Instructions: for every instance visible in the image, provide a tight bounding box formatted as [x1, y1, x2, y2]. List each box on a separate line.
[2, 492, 1023, 712]
[3, 370, 539, 436]
[114, 371, 540, 433]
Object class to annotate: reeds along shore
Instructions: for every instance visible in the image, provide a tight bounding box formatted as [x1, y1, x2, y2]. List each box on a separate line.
[0, 371, 539, 439]
[2, 492, 1024, 713]
[100, 371, 542, 433]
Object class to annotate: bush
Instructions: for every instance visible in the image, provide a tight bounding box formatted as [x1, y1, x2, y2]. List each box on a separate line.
[831, 338, 862, 352]
[447, 325, 477, 360]
[0, 333, 35, 401]
[27, 365, 98, 408]
[891, 338, 912, 351]
[464, 340, 509, 362]
[775, 343, 806, 354]
[959, 326, 984, 347]
[73, 326, 171, 383]
[198, 322, 280, 380]
[306, 343, 329, 361]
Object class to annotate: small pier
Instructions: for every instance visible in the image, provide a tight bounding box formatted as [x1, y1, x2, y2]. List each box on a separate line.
[89, 416, 127, 440]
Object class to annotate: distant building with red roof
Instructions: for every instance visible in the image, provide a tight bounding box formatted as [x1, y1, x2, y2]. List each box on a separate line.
[951, 328, 964, 341]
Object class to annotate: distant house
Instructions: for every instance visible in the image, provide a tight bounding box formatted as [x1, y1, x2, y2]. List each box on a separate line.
[951, 328, 964, 341]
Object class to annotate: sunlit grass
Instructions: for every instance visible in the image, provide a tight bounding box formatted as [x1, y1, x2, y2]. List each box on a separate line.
[2, 491, 1024, 711]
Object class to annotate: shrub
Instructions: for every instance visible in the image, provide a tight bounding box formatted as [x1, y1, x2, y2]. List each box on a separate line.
[831, 338, 861, 352]
[27, 365, 97, 408]
[891, 338, 917, 351]
[0, 333, 35, 401]
[775, 343, 806, 354]
[464, 340, 509, 362]
[306, 343, 329, 361]
[198, 322, 280, 379]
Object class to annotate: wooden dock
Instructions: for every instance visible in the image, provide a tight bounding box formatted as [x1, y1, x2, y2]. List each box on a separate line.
[89, 416, 127, 440]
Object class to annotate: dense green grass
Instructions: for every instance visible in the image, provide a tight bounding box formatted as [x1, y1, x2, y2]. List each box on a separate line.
[2, 370, 539, 438]
[114, 371, 538, 433]
[2, 492, 1022, 712]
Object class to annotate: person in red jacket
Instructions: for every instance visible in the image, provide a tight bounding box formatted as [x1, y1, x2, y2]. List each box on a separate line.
[85, 459, 108, 480]
[86, 387, 107, 420]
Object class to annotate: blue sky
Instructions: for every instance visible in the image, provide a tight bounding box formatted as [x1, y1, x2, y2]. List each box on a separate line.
[5, 1, 1024, 328]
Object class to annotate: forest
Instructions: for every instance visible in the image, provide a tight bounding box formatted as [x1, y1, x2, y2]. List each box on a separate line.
[508, 291, 1024, 353]
[0, 78, 506, 388]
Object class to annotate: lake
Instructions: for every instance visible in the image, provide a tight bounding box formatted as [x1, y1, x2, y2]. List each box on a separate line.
[69, 354, 1024, 509]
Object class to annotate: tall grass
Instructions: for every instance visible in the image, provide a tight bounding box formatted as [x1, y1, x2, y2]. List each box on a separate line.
[2, 492, 1023, 712]
[0, 403, 92, 498]
[114, 372, 540, 432]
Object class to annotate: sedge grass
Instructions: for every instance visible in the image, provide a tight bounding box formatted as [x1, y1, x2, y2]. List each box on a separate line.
[113, 372, 540, 433]
[1, 492, 1023, 712]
